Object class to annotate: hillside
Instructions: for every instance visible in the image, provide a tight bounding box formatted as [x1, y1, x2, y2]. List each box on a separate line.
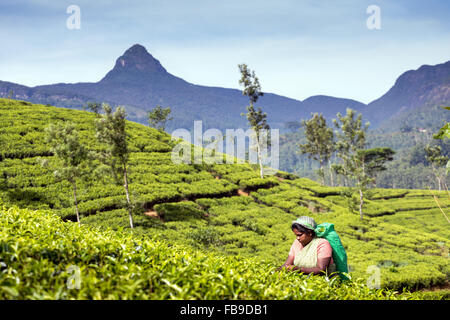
[1, 205, 429, 300]
[365, 61, 450, 128]
[0, 44, 367, 131]
[376, 104, 450, 134]
[0, 99, 449, 298]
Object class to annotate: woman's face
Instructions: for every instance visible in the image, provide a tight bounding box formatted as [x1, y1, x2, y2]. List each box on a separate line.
[293, 228, 312, 245]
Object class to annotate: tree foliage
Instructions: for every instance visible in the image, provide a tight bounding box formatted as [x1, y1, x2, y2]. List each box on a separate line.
[358, 147, 395, 184]
[148, 105, 173, 132]
[238, 64, 263, 104]
[83, 102, 102, 117]
[238, 64, 269, 178]
[425, 144, 449, 191]
[95, 104, 134, 228]
[299, 113, 334, 185]
[433, 106, 450, 175]
[43, 122, 90, 225]
[333, 108, 371, 220]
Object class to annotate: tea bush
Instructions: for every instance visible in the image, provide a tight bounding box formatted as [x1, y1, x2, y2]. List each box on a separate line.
[0, 205, 423, 300]
[154, 201, 206, 221]
[0, 99, 449, 296]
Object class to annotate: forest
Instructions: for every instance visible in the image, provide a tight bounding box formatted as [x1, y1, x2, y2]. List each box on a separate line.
[279, 104, 450, 190]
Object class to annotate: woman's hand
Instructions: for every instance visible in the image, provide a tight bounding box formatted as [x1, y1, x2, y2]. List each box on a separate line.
[287, 265, 301, 271]
[276, 254, 295, 271]
[276, 264, 300, 272]
[275, 264, 287, 271]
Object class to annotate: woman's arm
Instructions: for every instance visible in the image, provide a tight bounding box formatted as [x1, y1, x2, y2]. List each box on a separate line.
[298, 257, 331, 275]
[276, 254, 295, 270]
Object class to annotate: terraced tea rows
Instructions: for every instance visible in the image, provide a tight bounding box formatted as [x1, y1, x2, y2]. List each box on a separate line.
[4, 204, 430, 300]
[0, 98, 449, 296]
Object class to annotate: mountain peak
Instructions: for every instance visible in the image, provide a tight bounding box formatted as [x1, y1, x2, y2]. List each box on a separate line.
[125, 43, 148, 54]
[122, 44, 154, 61]
[116, 44, 166, 73]
[100, 44, 167, 83]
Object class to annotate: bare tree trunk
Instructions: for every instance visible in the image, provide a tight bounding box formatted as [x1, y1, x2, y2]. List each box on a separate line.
[329, 162, 334, 187]
[359, 188, 364, 221]
[72, 181, 80, 227]
[123, 164, 134, 229]
[431, 165, 442, 191]
[319, 161, 325, 186]
[256, 138, 264, 179]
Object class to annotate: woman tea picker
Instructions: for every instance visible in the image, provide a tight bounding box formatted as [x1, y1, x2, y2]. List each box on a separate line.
[277, 216, 337, 275]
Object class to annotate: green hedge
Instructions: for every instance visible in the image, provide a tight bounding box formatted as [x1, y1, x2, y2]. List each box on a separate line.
[154, 201, 207, 221]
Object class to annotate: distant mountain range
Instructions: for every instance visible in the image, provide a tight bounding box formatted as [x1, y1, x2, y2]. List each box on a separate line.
[366, 60, 450, 129]
[0, 44, 449, 132]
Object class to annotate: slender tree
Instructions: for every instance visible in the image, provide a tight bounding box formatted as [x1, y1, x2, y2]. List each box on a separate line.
[358, 147, 395, 187]
[148, 105, 173, 131]
[43, 122, 90, 226]
[238, 63, 269, 178]
[299, 113, 334, 185]
[83, 102, 102, 117]
[331, 163, 346, 187]
[425, 144, 448, 191]
[95, 104, 134, 228]
[333, 108, 371, 220]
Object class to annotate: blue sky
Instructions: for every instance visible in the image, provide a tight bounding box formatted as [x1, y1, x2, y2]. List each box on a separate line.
[0, 0, 449, 104]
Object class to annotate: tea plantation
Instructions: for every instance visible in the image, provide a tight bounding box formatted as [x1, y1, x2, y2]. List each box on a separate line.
[1, 204, 426, 300]
[0, 99, 449, 299]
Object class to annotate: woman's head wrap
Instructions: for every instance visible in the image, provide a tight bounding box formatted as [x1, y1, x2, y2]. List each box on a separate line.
[292, 216, 317, 231]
